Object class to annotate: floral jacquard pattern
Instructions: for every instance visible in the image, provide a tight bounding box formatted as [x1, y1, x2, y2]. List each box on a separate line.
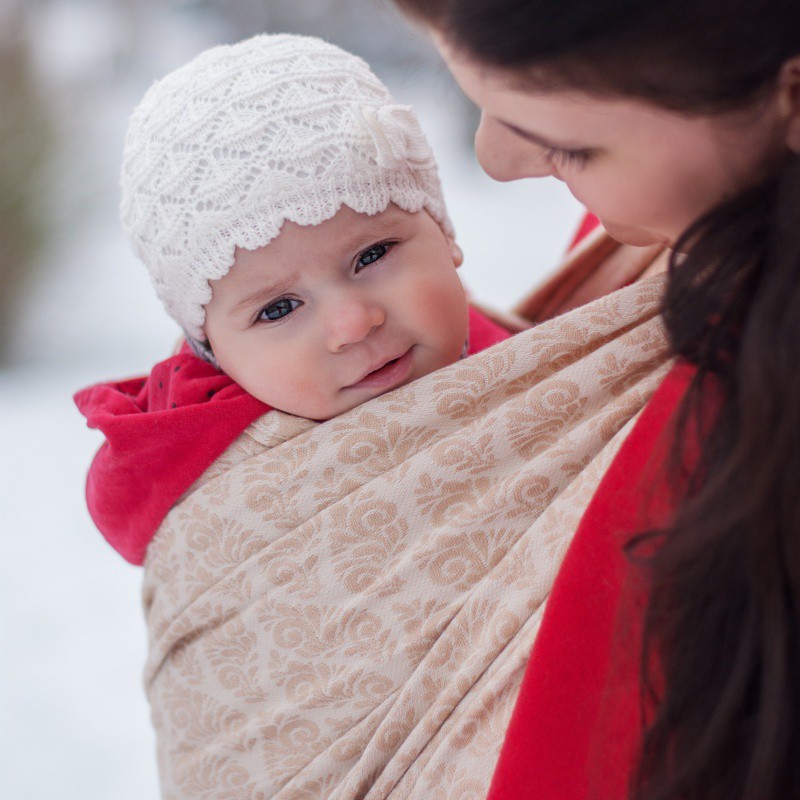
[142, 275, 672, 799]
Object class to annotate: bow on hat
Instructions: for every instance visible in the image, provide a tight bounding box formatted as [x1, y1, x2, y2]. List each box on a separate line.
[361, 104, 437, 170]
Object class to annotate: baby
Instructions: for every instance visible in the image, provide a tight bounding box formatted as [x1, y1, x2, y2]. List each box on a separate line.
[76, 34, 510, 564]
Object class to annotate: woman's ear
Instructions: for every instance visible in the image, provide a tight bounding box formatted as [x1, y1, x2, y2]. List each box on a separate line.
[450, 240, 464, 268]
[779, 54, 800, 153]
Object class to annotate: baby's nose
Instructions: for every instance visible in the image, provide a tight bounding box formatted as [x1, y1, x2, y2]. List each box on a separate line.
[327, 299, 386, 352]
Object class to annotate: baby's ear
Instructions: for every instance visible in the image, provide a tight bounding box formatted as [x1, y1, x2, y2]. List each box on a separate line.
[450, 240, 464, 268]
[186, 333, 222, 371]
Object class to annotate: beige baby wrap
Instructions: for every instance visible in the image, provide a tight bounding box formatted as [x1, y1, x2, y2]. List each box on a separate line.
[143, 248, 672, 799]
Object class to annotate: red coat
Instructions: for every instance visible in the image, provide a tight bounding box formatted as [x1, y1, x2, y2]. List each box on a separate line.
[487, 360, 697, 799]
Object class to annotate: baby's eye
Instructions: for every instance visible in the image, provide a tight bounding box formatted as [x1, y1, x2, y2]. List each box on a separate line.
[356, 242, 391, 271]
[258, 297, 302, 322]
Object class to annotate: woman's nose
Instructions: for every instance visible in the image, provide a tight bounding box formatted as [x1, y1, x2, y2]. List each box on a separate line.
[475, 114, 554, 181]
[326, 297, 386, 352]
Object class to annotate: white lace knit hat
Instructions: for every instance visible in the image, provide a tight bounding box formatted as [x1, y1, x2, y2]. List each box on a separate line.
[120, 33, 453, 342]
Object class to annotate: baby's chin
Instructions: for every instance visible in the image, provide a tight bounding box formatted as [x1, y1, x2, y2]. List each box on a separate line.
[304, 375, 433, 422]
[276, 389, 395, 422]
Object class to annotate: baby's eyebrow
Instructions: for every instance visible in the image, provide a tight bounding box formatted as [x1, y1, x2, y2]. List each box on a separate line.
[230, 281, 293, 314]
[342, 218, 402, 247]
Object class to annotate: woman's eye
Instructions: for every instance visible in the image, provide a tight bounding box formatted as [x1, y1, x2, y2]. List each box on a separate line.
[544, 146, 593, 169]
[257, 297, 302, 322]
[356, 242, 390, 271]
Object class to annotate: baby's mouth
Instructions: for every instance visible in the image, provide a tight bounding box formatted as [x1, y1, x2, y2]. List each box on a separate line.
[345, 348, 414, 390]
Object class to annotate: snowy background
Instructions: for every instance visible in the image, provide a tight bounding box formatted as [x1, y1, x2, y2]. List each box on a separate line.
[0, 1, 582, 798]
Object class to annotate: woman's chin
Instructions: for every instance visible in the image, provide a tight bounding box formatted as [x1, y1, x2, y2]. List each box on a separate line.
[601, 220, 670, 248]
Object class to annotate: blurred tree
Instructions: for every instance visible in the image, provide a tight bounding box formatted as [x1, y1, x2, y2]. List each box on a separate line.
[0, 2, 52, 363]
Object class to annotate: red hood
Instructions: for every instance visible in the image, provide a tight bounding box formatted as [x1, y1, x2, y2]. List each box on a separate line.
[75, 307, 512, 566]
[74, 346, 269, 565]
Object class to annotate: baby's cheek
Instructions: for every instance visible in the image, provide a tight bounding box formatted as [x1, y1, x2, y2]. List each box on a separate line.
[234, 365, 302, 410]
[254, 382, 334, 418]
[425, 278, 469, 329]
[290, 376, 342, 416]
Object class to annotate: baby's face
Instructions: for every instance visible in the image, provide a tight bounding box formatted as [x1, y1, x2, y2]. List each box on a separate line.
[204, 204, 469, 420]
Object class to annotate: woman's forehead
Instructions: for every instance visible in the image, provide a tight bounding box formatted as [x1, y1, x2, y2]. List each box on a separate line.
[442, 53, 720, 147]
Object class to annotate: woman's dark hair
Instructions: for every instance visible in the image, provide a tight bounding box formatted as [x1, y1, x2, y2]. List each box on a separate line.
[392, 2, 800, 799]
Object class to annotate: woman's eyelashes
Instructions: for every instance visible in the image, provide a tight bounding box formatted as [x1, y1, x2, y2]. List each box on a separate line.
[355, 240, 396, 272]
[257, 296, 302, 323]
[543, 146, 594, 169]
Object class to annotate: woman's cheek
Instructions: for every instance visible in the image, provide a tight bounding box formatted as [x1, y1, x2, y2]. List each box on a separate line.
[559, 167, 602, 210]
[578, 168, 647, 224]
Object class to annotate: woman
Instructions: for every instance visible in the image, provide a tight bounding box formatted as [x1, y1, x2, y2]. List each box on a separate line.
[390, 1, 800, 799]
